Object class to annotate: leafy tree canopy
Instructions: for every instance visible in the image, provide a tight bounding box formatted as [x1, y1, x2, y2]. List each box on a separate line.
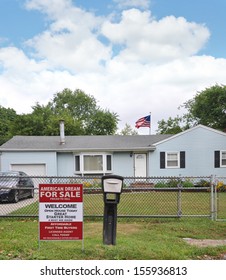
[119, 123, 138, 135]
[183, 84, 226, 130]
[157, 84, 226, 134]
[0, 106, 17, 145]
[2, 88, 119, 141]
[156, 116, 185, 134]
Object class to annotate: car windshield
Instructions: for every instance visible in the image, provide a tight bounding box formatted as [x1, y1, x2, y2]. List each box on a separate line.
[0, 172, 18, 181]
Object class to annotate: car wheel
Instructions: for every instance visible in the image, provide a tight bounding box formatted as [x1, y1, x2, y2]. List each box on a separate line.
[13, 190, 19, 203]
[29, 189, 34, 198]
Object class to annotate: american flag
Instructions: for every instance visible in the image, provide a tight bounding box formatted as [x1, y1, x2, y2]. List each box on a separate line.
[135, 115, 151, 128]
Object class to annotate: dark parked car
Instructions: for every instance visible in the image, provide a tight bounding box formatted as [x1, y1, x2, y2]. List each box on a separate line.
[0, 171, 34, 203]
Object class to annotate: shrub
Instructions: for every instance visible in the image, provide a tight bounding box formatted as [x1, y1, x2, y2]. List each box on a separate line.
[216, 181, 226, 192]
[182, 180, 194, 188]
[154, 182, 167, 188]
[195, 179, 211, 188]
[166, 179, 180, 188]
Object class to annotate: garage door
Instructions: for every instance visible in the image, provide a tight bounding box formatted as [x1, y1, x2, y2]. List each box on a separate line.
[11, 164, 46, 176]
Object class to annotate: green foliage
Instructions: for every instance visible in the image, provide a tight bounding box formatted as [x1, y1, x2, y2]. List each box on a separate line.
[157, 84, 226, 134]
[155, 179, 194, 188]
[85, 109, 119, 135]
[156, 116, 184, 134]
[216, 181, 226, 192]
[195, 180, 211, 188]
[183, 84, 226, 130]
[154, 182, 167, 188]
[182, 179, 194, 188]
[50, 89, 119, 135]
[0, 88, 119, 143]
[154, 180, 179, 188]
[0, 106, 17, 145]
[119, 123, 138, 135]
[52, 88, 97, 121]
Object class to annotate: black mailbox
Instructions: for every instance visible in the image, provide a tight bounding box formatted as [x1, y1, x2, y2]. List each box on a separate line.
[102, 175, 124, 245]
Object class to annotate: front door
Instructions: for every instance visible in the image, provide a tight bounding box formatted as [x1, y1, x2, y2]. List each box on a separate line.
[134, 153, 147, 178]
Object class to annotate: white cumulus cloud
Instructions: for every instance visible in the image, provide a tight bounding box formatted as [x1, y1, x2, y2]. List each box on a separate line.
[102, 9, 210, 63]
[113, 0, 150, 9]
[0, 0, 225, 133]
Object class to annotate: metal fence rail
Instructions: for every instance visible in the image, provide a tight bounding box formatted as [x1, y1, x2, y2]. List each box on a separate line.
[0, 175, 218, 219]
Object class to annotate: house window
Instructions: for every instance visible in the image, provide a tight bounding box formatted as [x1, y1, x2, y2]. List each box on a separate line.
[221, 151, 226, 166]
[75, 153, 112, 174]
[166, 152, 179, 168]
[215, 151, 226, 168]
[84, 155, 103, 171]
[160, 151, 185, 169]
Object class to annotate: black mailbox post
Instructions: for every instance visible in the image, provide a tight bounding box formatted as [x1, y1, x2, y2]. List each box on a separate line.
[102, 175, 124, 245]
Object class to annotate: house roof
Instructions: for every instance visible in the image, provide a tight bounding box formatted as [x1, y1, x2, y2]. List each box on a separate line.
[0, 134, 172, 152]
[154, 124, 226, 146]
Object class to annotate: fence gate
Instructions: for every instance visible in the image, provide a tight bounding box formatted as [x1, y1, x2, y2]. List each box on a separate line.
[214, 177, 226, 221]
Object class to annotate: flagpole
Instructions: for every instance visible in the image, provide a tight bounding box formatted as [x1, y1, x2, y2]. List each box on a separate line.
[149, 112, 151, 135]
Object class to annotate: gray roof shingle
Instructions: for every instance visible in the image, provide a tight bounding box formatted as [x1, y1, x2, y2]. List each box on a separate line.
[0, 134, 172, 152]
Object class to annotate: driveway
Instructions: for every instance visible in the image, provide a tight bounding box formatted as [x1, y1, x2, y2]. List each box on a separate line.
[0, 193, 39, 216]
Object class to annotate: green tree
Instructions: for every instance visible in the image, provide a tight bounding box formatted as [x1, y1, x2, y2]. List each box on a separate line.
[10, 103, 84, 136]
[51, 89, 119, 135]
[0, 106, 17, 144]
[9, 88, 119, 137]
[157, 84, 226, 134]
[85, 110, 118, 135]
[51, 88, 97, 121]
[119, 123, 138, 135]
[183, 84, 226, 130]
[156, 116, 184, 134]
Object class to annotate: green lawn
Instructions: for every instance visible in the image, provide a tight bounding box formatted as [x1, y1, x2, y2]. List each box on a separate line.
[1, 190, 226, 260]
[216, 192, 226, 219]
[8, 190, 220, 218]
[0, 218, 226, 260]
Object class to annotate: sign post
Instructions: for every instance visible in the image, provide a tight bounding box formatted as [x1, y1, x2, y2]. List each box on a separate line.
[39, 184, 83, 249]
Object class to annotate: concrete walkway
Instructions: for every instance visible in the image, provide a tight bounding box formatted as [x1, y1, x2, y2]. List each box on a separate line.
[0, 193, 38, 216]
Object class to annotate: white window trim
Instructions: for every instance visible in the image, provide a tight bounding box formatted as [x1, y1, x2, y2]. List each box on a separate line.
[220, 150, 226, 167]
[166, 152, 180, 169]
[74, 152, 113, 174]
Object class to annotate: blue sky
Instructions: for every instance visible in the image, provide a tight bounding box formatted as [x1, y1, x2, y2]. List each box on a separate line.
[1, 0, 225, 56]
[0, 0, 226, 133]
[151, 0, 226, 58]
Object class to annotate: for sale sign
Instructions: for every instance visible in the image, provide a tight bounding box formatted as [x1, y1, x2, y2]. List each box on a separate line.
[39, 184, 83, 241]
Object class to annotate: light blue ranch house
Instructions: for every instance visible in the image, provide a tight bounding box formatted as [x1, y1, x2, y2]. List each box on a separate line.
[0, 124, 226, 178]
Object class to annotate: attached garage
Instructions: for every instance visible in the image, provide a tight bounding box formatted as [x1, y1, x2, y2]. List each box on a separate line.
[11, 164, 46, 176]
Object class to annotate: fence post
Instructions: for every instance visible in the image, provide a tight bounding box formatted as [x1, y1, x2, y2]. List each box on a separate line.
[177, 177, 182, 217]
[210, 175, 216, 221]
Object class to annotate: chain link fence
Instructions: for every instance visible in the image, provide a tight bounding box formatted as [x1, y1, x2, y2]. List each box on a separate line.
[213, 176, 226, 221]
[0, 175, 219, 219]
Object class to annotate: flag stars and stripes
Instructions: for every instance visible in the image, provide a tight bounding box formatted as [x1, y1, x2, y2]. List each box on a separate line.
[135, 115, 151, 129]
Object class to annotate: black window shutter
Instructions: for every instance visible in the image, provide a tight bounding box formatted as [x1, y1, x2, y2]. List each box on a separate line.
[180, 151, 185, 168]
[75, 155, 80, 171]
[160, 152, 165, 169]
[215, 151, 220, 168]
[106, 155, 112, 171]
